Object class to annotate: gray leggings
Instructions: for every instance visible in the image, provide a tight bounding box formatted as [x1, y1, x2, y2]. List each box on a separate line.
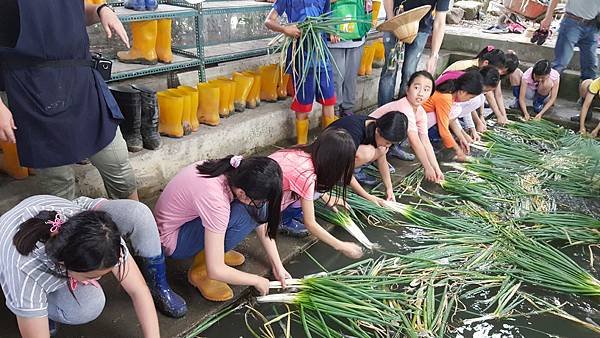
[48, 283, 106, 325]
[96, 199, 161, 257]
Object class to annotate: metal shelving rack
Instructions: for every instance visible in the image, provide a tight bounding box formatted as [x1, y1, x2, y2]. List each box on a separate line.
[107, 2, 203, 82]
[195, 0, 278, 82]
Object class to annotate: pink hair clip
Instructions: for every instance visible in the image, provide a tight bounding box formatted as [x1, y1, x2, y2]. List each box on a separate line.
[46, 212, 65, 234]
[230, 155, 243, 168]
[487, 45, 495, 52]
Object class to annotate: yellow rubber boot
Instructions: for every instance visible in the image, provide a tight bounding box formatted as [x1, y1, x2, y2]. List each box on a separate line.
[259, 64, 279, 102]
[168, 89, 192, 135]
[213, 79, 235, 116]
[157, 91, 184, 138]
[0, 142, 28, 180]
[296, 119, 309, 145]
[372, 0, 382, 26]
[358, 48, 367, 76]
[242, 71, 261, 109]
[177, 86, 200, 132]
[277, 71, 290, 100]
[197, 83, 221, 126]
[364, 44, 376, 75]
[232, 73, 254, 112]
[187, 251, 234, 302]
[117, 20, 158, 65]
[221, 78, 236, 114]
[372, 39, 385, 68]
[156, 19, 173, 64]
[224, 250, 245, 267]
[321, 114, 336, 128]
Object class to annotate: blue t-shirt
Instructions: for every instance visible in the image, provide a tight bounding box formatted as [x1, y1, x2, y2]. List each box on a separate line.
[273, 0, 331, 23]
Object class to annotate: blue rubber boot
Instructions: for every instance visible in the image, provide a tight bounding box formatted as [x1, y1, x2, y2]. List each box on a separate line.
[124, 0, 146, 11]
[145, 0, 158, 11]
[388, 143, 415, 161]
[137, 254, 187, 318]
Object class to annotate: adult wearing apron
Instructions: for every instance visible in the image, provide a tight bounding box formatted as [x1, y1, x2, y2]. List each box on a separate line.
[0, 0, 138, 200]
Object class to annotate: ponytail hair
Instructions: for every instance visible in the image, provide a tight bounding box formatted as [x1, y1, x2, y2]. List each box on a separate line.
[197, 156, 283, 239]
[475, 45, 506, 69]
[532, 59, 551, 79]
[437, 70, 483, 96]
[504, 51, 520, 75]
[365, 111, 408, 146]
[479, 66, 501, 88]
[13, 210, 124, 274]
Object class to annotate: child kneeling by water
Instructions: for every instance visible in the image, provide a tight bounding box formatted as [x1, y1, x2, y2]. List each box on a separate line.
[514, 60, 560, 121]
[576, 76, 600, 137]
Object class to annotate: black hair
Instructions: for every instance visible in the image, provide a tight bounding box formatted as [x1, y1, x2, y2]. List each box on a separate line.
[294, 128, 356, 203]
[13, 210, 124, 274]
[436, 70, 484, 95]
[197, 156, 283, 239]
[364, 111, 409, 146]
[406, 70, 436, 93]
[479, 66, 501, 88]
[475, 46, 506, 69]
[532, 59, 551, 79]
[504, 51, 520, 75]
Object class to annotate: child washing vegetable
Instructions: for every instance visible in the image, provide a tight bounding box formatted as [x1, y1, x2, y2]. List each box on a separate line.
[423, 70, 483, 161]
[329, 112, 409, 202]
[516, 60, 560, 121]
[370, 71, 444, 183]
[576, 76, 600, 137]
[270, 128, 364, 258]
[265, 0, 338, 145]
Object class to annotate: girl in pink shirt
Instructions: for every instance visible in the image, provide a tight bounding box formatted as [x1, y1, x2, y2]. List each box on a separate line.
[370, 71, 444, 183]
[517, 60, 560, 121]
[154, 156, 289, 303]
[270, 128, 364, 259]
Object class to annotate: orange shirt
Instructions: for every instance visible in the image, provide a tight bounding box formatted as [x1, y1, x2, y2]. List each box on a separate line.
[422, 91, 456, 149]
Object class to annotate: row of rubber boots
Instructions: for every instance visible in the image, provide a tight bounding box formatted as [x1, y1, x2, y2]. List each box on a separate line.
[133, 249, 247, 319]
[110, 85, 162, 152]
[358, 39, 385, 76]
[156, 64, 292, 138]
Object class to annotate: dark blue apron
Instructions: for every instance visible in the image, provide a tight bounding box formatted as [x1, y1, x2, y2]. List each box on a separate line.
[0, 0, 123, 168]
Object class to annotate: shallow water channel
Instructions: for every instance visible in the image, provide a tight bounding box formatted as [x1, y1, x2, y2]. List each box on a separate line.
[201, 180, 600, 338]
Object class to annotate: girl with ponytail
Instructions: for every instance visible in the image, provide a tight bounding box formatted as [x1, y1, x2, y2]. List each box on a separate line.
[516, 59, 560, 120]
[1, 196, 159, 338]
[154, 155, 288, 303]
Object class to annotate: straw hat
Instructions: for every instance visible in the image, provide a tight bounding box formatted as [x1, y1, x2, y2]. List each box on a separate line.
[376, 5, 431, 44]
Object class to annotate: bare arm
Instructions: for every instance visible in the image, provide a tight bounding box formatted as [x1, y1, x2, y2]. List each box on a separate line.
[17, 317, 50, 338]
[383, 0, 394, 19]
[0, 99, 16, 143]
[255, 223, 289, 287]
[265, 9, 300, 37]
[519, 78, 530, 119]
[408, 132, 435, 173]
[494, 84, 507, 119]
[579, 92, 595, 133]
[536, 79, 560, 118]
[117, 259, 160, 338]
[540, 0, 559, 31]
[426, 11, 447, 73]
[419, 134, 444, 181]
[301, 198, 363, 258]
[204, 230, 269, 294]
[376, 150, 395, 201]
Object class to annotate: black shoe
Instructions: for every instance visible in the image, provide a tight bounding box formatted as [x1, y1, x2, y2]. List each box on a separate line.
[110, 85, 143, 152]
[570, 113, 593, 122]
[132, 85, 162, 150]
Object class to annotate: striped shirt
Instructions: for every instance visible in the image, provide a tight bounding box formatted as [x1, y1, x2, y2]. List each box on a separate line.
[0, 195, 113, 318]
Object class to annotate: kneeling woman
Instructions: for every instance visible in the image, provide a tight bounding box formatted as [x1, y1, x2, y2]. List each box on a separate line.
[329, 112, 409, 205]
[270, 128, 363, 258]
[0, 196, 160, 337]
[154, 156, 288, 302]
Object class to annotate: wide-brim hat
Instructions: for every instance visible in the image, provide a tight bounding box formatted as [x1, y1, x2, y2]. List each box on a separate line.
[376, 5, 431, 44]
